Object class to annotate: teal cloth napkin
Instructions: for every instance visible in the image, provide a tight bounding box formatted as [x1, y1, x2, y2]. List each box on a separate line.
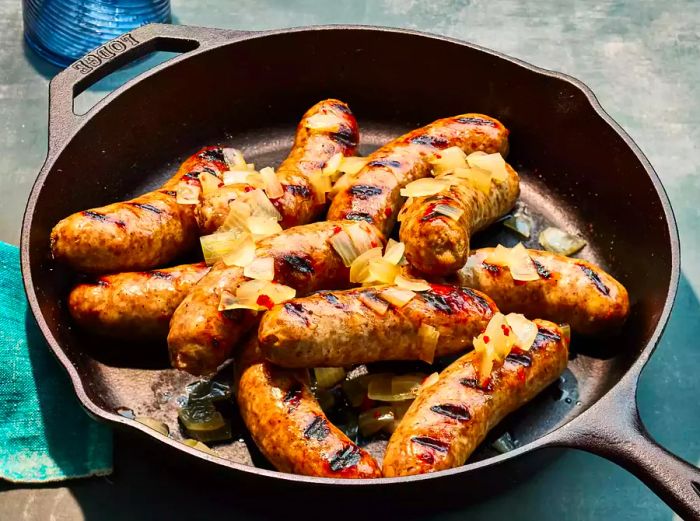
[0, 241, 112, 482]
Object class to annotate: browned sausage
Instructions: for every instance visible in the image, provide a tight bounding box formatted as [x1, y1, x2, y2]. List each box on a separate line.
[456, 248, 629, 334]
[51, 146, 228, 273]
[259, 284, 497, 368]
[399, 162, 520, 275]
[328, 114, 509, 237]
[196, 99, 359, 234]
[168, 221, 384, 375]
[68, 262, 210, 340]
[236, 338, 381, 478]
[382, 320, 569, 477]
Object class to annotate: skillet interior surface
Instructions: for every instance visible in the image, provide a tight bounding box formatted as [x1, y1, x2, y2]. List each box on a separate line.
[23, 28, 674, 480]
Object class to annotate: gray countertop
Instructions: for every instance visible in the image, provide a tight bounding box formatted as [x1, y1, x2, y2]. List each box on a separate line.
[1, 0, 699, 519]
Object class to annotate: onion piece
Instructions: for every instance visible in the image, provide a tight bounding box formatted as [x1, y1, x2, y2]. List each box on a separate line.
[505, 313, 538, 351]
[346, 223, 374, 256]
[417, 324, 439, 364]
[305, 113, 340, 131]
[367, 258, 400, 284]
[467, 152, 509, 181]
[308, 171, 332, 204]
[339, 156, 368, 175]
[538, 227, 587, 256]
[434, 204, 464, 221]
[330, 230, 360, 267]
[218, 289, 262, 312]
[240, 188, 282, 222]
[221, 233, 256, 267]
[349, 247, 383, 283]
[243, 256, 275, 281]
[420, 372, 440, 392]
[484, 243, 512, 267]
[259, 167, 284, 199]
[358, 407, 395, 437]
[314, 367, 346, 389]
[176, 182, 200, 205]
[492, 432, 517, 454]
[383, 239, 405, 265]
[200, 230, 244, 265]
[247, 216, 282, 240]
[223, 148, 247, 169]
[508, 243, 540, 281]
[391, 374, 427, 400]
[366, 374, 398, 402]
[560, 323, 571, 344]
[359, 292, 390, 315]
[394, 274, 431, 292]
[503, 211, 533, 239]
[235, 279, 269, 300]
[380, 287, 416, 308]
[430, 146, 468, 176]
[135, 416, 169, 436]
[182, 438, 217, 456]
[323, 152, 344, 179]
[454, 166, 492, 194]
[198, 172, 221, 197]
[223, 169, 253, 186]
[400, 177, 450, 198]
[262, 282, 296, 304]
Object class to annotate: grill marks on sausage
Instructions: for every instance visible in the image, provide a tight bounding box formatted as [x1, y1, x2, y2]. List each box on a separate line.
[411, 436, 450, 453]
[506, 353, 532, 366]
[331, 102, 351, 114]
[148, 270, 173, 280]
[482, 262, 501, 275]
[328, 445, 361, 472]
[283, 383, 303, 412]
[283, 255, 314, 275]
[303, 415, 331, 441]
[160, 190, 177, 197]
[367, 159, 402, 169]
[331, 125, 358, 148]
[349, 185, 383, 198]
[283, 184, 311, 197]
[430, 404, 471, 421]
[409, 134, 449, 149]
[343, 211, 373, 223]
[456, 116, 497, 127]
[320, 292, 345, 309]
[533, 259, 551, 280]
[82, 211, 126, 229]
[419, 291, 453, 314]
[578, 264, 610, 295]
[533, 328, 561, 349]
[284, 302, 310, 326]
[181, 171, 201, 183]
[128, 202, 163, 214]
[460, 377, 494, 392]
[461, 288, 493, 313]
[198, 147, 225, 163]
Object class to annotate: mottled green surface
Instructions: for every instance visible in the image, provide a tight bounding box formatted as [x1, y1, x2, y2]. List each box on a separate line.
[1, 0, 699, 519]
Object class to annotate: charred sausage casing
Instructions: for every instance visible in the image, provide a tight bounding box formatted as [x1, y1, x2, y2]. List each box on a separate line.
[456, 248, 630, 334]
[259, 284, 497, 368]
[236, 339, 381, 478]
[382, 319, 569, 477]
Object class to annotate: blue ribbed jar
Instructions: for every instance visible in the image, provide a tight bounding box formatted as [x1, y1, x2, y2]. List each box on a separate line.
[23, 0, 171, 67]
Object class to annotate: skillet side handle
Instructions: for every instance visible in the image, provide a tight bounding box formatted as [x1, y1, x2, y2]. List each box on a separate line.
[47, 23, 252, 153]
[552, 373, 700, 520]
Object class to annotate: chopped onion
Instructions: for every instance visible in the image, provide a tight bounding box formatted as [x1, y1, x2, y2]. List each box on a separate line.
[198, 172, 221, 197]
[235, 280, 296, 305]
[358, 407, 395, 437]
[200, 230, 245, 265]
[430, 146, 468, 176]
[223, 148, 247, 169]
[560, 323, 571, 344]
[305, 113, 340, 132]
[464, 250, 487, 270]
[223, 169, 254, 186]
[417, 324, 439, 364]
[359, 292, 390, 315]
[221, 233, 256, 267]
[308, 171, 332, 204]
[366, 374, 399, 402]
[538, 227, 587, 256]
[492, 432, 517, 454]
[247, 216, 282, 240]
[367, 258, 400, 284]
[339, 156, 368, 175]
[434, 203, 464, 221]
[380, 287, 416, 308]
[420, 372, 440, 392]
[484, 244, 512, 267]
[330, 230, 361, 267]
[323, 152, 344, 178]
[236, 279, 270, 300]
[394, 274, 431, 292]
[505, 313, 538, 351]
[240, 188, 282, 222]
[182, 438, 217, 456]
[467, 152, 509, 181]
[346, 223, 375, 256]
[259, 167, 284, 199]
[135, 416, 169, 436]
[314, 367, 346, 389]
[218, 289, 262, 312]
[474, 312, 522, 385]
[176, 182, 200, 205]
[243, 256, 275, 281]
[329, 172, 356, 199]
[383, 239, 405, 265]
[503, 211, 533, 239]
[349, 247, 383, 283]
[261, 282, 296, 304]
[391, 374, 427, 400]
[400, 177, 450, 198]
[342, 374, 371, 407]
[454, 166, 492, 194]
[509, 243, 540, 281]
[387, 400, 413, 433]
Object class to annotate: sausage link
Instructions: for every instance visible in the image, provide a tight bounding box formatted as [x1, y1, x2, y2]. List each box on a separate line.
[68, 262, 210, 340]
[382, 320, 569, 477]
[259, 284, 497, 368]
[51, 146, 228, 273]
[168, 221, 384, 375]
[399, 163, 520, 275]
[196, 99, 359, 234]
[456, 248, 630, 334]
[236, 339, 381, 478]
[328, 114, 509, 237]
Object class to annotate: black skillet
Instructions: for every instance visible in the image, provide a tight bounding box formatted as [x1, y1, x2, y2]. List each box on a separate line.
[20, 23, 700, 518]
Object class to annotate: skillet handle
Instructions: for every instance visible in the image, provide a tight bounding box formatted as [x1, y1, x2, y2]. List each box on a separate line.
[551, 373, 700, 519]
[47, 23, 252, 153]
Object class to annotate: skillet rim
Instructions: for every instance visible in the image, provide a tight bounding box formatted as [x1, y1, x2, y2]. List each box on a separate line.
[20, 24, 681, 485]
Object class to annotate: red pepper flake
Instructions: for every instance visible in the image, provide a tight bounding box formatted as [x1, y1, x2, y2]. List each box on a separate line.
[333, 226, 341, 235]
[483, 335, 490, 344]
[511, 346, 524, 355]
[384, 207, 392, 217]
[370, 240, 378, 247]
[513, 279, 527, 286]
[517, 366, 526, 382]
[501, 325, 510, 336]
[256, 294, 274, 310]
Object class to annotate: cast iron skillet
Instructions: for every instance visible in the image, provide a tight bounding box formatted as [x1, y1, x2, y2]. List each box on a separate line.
[20, 23, 700, 518]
